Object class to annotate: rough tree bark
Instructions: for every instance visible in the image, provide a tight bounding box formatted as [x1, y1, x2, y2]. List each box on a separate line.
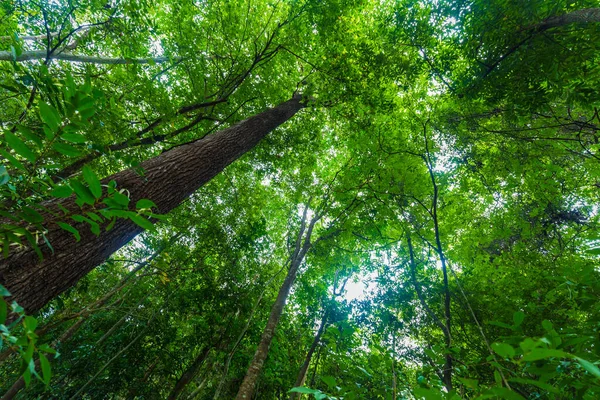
[0, 96, 306, 314]
[235, 207, 320, 400]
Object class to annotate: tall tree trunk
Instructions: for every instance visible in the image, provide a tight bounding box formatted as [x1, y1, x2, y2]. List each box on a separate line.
[167, 346, 212, 400]
[425, 140, 453, 392]
[0, 96, 306, 314]
[235, 207, 319, 400]
[538, 8, 600, 30]
[213, 266, 284, 400]
[290, 310, 328, 400]
[0, 50, 181, 64]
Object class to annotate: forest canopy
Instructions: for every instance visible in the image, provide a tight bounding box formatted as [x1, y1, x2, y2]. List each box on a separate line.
[0, 0, 599, 399]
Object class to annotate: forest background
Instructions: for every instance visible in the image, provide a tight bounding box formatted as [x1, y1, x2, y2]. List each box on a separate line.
[0, 0, 599, 399]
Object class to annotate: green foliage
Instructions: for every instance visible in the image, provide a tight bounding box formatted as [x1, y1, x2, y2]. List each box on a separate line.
[0, 0, 599, 399]
[0, 285, 54, 388]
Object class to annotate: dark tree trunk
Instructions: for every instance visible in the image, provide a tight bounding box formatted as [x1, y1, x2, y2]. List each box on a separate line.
[0, 96, 306, 314]
[290, 311, 328, 400]
[167, 346, 212, 400]
[538, 8, 600, 30]
[235, 208, 318, 400]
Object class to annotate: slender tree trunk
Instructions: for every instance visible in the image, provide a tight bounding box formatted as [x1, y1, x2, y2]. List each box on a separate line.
[167, 346, 212, 400]
[213, 267, 284, 400]
[187, 376, 208, 400]
[235, 207, 319, 400]
[0, 50, 181, 64]
[68, 314, 157, 400]
[391, 333, 397, 400]
[290, 311, 328, 400]
[481, 8, 600, 78]
[309, 344, 323, 387]
[0, 96, 306, 315]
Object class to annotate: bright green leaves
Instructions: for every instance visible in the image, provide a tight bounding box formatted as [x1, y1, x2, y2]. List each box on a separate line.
[57, 222, 80, 242]
[0, 285, 54, 388]
[512, 311, 525, 327]
[72, 181, 96, 206]
[15, 125, 42, 149]
[82, 166, 102, 199]
[39, 102, 61, 132]
[491, 342, 515, 359]
[50, 184, 73, 198]
[577, 357, 600, 380]
[135, 199, 156, 211]
[60, 132, 87, 144]
[4, 131, 36, 163]
[52, 142, 81, 157]
[39, 353, 51, 385]
[288, 387, 331, 400]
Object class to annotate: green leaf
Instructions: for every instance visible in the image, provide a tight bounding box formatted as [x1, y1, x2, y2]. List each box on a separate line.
[0, 149, 25, 171]
[321, 376, 336, 388]
[0, 150, 25, 172]
[479, 387, 526, 400]
[57, 222, 80, 241]
[5, 131, 36, 162]
[82, 166, 102, 199]
[85, 212, 102, 222]
[0, 284, 10, 297]
[129, 214, 155, 231]
[39, 353, 51, 385]
[542, 320, 553, 332]
[413, 387, 444, 400]
[508, 378, 559, 393]
[23, 340, 34, 364]
[136, 199, 156, 210]
[23, 230, 43, 260]
[457, 377, 479, 389]
[71, 181, 95, 205]
[16, 125, 42, 149]
[104, 191, 130, 208]
[522, 348, 570, 361]
[513, 311, 525, 327]
[22, 367, 31, 387]
[23, 315, 37, 332]
[289, 387, 327, 399]
[0, 298, 6, 325]
[50, 185, 73, 198]
[72, 215, 100, 235]
[357, 366, 372, 377]
[0, 166, 9, 185]
[52, 142, 81, 157]
[37, 344, 57, 355]
[20, 206, 43, 224]
[39, 102, 61, 131]
[60, 132, 87, 144]
[11, 301, 24, 314]
[488, 321, 514, 330]
[576, 357, 600, 379]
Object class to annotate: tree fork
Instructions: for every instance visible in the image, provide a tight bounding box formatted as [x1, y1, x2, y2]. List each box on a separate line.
[0, 95, 307, 314]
